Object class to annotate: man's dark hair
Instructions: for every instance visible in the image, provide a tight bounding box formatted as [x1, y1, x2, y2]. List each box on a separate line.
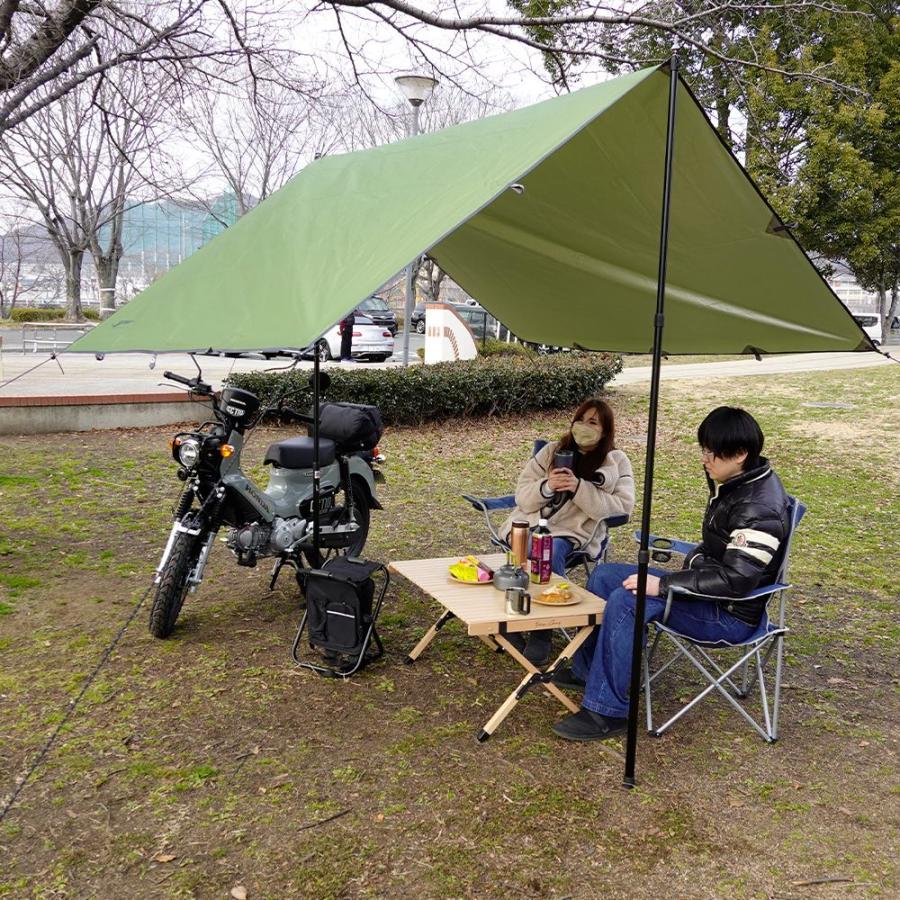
[697, 407, 764, 470]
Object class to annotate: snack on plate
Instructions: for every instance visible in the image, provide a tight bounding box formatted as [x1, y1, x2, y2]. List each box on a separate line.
[540, 581, 573, 604]
[449, 555, 494, 583]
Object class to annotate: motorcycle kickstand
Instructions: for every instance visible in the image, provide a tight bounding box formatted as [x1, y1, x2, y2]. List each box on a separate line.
[268, 557, 286, 591]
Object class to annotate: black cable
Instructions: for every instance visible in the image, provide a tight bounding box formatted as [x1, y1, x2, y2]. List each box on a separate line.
[0, 354, 57, 391]
[0, 578, 155, 823]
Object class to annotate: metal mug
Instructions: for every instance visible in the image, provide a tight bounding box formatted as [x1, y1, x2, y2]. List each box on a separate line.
[505, 587, 531, 616]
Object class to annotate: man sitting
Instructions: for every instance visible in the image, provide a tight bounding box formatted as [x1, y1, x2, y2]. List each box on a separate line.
[551, 406, 791, 741]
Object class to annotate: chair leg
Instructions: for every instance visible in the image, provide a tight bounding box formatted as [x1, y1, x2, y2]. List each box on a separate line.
[756, 650, 774, 740]
[653, 636, 777, 742]
[771, 632, 785, 740]
[643, 637, 655, 734]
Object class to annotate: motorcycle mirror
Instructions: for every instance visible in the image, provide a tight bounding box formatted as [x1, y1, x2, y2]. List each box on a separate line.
[309, 371, 331, 393]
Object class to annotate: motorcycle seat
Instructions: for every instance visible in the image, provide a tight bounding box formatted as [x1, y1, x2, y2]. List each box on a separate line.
[263, 436, 336, 469]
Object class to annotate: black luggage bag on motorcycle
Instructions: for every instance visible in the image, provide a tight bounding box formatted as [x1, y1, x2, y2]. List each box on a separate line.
[316, 402, 383, 451]
[292, 556, 389, 677]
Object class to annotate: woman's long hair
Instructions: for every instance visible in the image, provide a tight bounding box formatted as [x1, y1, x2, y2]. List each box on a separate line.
[557, 398, 616, 474]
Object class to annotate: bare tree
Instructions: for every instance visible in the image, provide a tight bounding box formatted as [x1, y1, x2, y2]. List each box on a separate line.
[182, 62, 323, 218]
[0, 213, 33, 317]
[323, 2, 871, 93]
[417, 255, 445, 303]
[0, 1, 284, 135]
[0, 55, 176, 320]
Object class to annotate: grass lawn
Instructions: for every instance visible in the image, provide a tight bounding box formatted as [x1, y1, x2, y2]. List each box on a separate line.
[0, 365, 897, 898]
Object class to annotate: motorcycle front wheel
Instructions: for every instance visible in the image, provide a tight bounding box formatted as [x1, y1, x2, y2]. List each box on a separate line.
[303, 479, 371, 568]
[148, 523, 202, 638]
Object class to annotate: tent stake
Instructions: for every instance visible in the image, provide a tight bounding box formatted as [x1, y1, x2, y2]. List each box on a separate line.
[623, 54, 680, 789]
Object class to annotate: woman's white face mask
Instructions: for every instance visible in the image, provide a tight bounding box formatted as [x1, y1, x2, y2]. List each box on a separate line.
[571, 421, 602, 449]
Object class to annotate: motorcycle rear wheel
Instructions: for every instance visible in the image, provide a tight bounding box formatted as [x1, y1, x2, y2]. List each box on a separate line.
[303, 479, 371, 568]
[149, 525, 201, 638]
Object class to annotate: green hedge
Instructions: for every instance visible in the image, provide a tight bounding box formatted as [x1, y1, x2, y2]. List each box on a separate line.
[5, 307, 100, 322]
[225, 353, 623, 426]
[478, 339, 537, 357]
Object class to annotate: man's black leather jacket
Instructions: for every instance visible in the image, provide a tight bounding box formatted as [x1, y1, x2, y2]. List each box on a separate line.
[658, 457, 791, 625]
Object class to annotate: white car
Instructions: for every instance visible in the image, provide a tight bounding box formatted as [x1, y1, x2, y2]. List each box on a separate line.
[303, 314, 395, 362]
[854, 314, 881, 346]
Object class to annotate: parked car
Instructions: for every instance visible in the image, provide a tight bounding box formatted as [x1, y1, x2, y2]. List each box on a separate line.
[410, 302, 427, 334]
[453, 303, 493, 340]
[302, 314, 395, 362]
[357, 295, 397, 335]
[854, 314, 882, 346]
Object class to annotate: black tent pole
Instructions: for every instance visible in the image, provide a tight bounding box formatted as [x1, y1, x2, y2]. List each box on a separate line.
[312, 341, 321, 554]
[623, 54, 679, 788]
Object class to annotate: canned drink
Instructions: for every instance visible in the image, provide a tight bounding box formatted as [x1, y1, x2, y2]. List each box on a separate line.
[510, 520, 529, 567]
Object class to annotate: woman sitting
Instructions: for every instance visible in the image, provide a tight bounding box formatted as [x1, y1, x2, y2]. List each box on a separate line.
[500, 398, 635, 666]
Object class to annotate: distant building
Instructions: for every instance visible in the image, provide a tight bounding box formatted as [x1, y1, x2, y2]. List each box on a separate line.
[826, 263, 879, 315]
[2, 193, 240, 308]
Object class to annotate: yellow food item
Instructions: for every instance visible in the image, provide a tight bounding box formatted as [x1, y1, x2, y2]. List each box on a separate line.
[449, 556, 492, 583]
[540, 582, 573, 604]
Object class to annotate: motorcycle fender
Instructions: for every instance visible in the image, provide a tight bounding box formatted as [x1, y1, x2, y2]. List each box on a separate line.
[347, 457, 382, 509]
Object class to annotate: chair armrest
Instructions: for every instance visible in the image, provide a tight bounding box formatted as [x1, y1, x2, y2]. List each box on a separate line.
[461, 493, 515, 512]
[574, 513, 633, 558]
[634, 530, 699, 557]
[461, 493, 513, 549]
[668, 582, 791, 602]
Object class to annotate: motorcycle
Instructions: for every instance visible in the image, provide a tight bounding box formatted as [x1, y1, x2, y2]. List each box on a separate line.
[149, 360, 384, 638]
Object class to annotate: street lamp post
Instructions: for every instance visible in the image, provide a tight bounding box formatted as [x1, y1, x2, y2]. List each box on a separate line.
[394, 72, 437, 366]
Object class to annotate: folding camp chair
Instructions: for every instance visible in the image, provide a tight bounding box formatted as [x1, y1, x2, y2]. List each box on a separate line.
[639, 496, 805, 742]
[461, 440, 629, 578]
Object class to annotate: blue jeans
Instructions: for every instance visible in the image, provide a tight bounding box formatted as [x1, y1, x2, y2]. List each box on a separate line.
[552, 537, 574, 577]
[573, 563, 756, 718]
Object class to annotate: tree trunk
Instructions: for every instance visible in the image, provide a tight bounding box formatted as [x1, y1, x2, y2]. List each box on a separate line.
[64, 250, 84, 321]
[95, 254, 119, 316]
[712, 63, 731, 142]
[0, 288, 13, 318]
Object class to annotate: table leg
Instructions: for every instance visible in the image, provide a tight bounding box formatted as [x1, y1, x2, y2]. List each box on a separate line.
[477, 634, 503, 653]
[495, 635, 580, 713]
[477, 664, 536, 742]
[405, 609, 455, 665]
[477, 626, 610, 745]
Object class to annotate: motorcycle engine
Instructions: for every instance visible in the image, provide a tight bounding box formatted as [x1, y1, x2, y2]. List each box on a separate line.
[227, 517, 307, 556]
[268, 516, 308, 552]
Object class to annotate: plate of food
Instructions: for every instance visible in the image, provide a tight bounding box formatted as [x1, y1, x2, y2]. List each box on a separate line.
[533, 581, 581, 606]
[448, 556, 494, 585]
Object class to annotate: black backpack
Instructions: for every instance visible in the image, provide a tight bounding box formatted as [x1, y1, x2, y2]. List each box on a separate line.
[293, 557, 388, 677]
[316, 402, 383, 451]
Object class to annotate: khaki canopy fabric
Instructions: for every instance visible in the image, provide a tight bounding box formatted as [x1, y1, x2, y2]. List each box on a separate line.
[71, 65, 868, 356]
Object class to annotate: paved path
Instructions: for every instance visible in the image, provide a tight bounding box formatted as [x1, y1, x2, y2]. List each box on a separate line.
[611, 349, 894, 387]
[0, 345, 894, 399]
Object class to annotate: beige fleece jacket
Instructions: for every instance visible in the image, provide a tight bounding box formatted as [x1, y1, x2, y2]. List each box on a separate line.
[500, 442, 635, 557]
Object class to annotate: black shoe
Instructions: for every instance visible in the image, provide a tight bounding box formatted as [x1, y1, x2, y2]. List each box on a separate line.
[551, 665, 585, 691]
[524, 630, 552, 668]
[552, 709, 627, 742]
[504, 633, 526, 654]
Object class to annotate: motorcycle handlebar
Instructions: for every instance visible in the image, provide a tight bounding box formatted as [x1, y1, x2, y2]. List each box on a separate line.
[276, 405, 316, 425]
[163, 370, 212, 395]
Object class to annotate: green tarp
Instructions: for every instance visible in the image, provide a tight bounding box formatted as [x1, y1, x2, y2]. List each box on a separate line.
[71, 65, 868, 356]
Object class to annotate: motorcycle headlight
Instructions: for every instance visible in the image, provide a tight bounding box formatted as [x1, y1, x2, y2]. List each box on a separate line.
[178, 438, 201, 468]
